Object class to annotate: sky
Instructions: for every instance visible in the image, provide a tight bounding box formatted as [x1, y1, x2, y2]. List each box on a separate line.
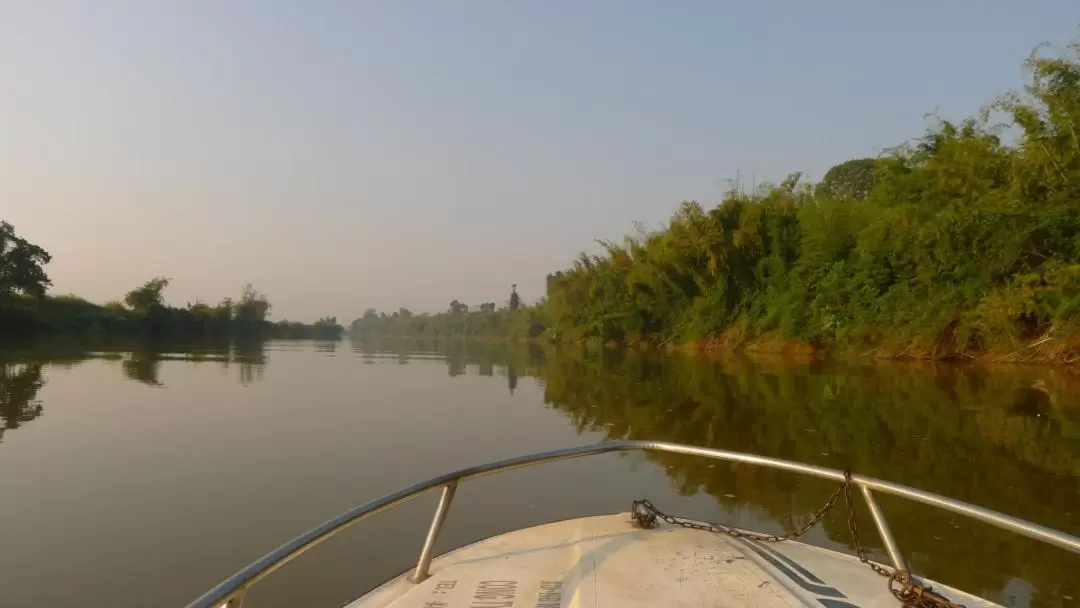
[1, 2, 1077, 322]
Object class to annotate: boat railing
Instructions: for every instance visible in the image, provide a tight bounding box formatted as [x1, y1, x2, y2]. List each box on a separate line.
[186, 440, 1080, 608]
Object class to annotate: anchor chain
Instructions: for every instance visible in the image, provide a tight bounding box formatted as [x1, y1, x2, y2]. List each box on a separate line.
[631, 471, 963, 608]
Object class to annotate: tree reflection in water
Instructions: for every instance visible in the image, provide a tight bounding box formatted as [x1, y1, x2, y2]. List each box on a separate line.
[0, 363, 45, 442]
[420, 343, 1080, 607]
[4, 339, 1079, 605]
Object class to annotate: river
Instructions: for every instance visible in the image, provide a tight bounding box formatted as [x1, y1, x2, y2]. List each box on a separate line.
[1, 339, 1077, 607]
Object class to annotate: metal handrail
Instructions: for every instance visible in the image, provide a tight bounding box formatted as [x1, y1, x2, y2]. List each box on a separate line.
[186, 440, 1080, 608]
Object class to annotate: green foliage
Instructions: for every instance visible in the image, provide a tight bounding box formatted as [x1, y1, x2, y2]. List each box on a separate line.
[816, 158, 878, 200]
[234, 284, 271, 328]
[0, 223, 343, 339]
[270, 317, 343, 340]
[0, 222, 51, 300]
[312, 316, 345, 340]
[539, 38, 1080, 358]
[0, 267, 338, 341]
[125, 278, 170, 317]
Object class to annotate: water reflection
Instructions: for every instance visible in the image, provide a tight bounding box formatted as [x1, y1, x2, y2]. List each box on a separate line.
[122, 349, 164, 386]
[348, 338, 542, 397]
[0, 363, 46, 442]
[110, 341, 267, 387]
[0, 339, 269, 426]
[0, 347, 101, 441]
[348, 338, 1080, 606]
[4, 338, 1078, 606]
[234, 339, 268, 385]
[532, 350, 1080, 605]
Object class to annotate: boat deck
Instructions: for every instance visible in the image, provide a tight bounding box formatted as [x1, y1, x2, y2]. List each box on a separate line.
[349, 514, 996, 608]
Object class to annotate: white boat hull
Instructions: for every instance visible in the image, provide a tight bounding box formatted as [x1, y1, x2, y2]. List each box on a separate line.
[348, 513, 997, 608]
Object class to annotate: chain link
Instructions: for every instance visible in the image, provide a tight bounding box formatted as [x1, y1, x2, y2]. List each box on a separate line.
[631, 482, 843, 544]
[842, 471, 895, 578]
[631, 470, 964, 608]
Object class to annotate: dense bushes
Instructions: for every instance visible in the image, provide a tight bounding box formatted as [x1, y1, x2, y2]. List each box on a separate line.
[541, 41, 1080, 360]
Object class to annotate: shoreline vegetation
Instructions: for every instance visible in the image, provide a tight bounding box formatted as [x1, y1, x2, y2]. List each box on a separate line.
[6, 37, 1080, 364]
[0, 245, 345, 341]
[352, 39, 1080, 365]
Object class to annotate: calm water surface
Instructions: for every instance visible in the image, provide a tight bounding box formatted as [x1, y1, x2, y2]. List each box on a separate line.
[1, 339, 1078, 607]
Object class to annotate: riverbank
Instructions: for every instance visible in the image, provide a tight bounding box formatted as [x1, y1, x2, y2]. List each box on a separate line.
[346, 330, 1080, 366]
[673, 326, 1080, 365]
[0, 292, 345, 341]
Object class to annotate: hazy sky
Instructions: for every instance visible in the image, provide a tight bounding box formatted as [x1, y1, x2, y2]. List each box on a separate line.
[2, 2, 1076, 321]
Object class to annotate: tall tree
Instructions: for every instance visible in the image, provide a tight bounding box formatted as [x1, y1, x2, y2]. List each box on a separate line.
[509, 284, 521, 311]
[815, 158, 877, 200]
[0, 222, 52, 299]
[124, 278, 170, 317]
[234, 284, 271, 326]
[313, 316, 345, 339]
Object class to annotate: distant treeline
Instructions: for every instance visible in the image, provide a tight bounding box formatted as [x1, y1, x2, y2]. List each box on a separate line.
[0, 230, 343, 340]
[348, 286, 548, 341]
[352, 38, 1080, 362]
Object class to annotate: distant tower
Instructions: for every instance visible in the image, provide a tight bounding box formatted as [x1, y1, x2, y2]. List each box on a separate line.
[509, 284, 521, 311]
